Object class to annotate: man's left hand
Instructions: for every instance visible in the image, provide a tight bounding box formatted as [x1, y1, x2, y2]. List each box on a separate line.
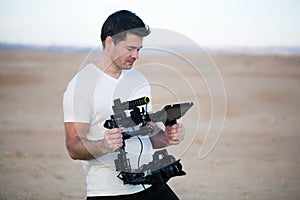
[165, 123, 185, 145]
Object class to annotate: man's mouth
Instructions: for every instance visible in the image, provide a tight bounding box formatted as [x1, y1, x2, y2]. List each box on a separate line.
[127, 60, 135, 65]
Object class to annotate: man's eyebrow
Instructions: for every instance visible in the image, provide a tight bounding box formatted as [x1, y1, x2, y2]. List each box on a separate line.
[127, 45, 143, 50]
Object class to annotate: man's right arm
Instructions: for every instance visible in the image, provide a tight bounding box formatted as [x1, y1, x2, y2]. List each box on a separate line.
[64, 122, 124, 160]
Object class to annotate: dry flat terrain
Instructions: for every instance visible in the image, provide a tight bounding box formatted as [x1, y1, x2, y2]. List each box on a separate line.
[0, 50, 299, 199]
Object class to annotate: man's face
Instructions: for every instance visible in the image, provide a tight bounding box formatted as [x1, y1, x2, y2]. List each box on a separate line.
[110, 33, 143, 70]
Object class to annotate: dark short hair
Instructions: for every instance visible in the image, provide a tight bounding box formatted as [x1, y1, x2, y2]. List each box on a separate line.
[101, 10, 151, 48]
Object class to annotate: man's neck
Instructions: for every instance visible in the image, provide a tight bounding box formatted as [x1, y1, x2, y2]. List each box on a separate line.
[104, 65, 122, 79]
[94, 54, 122, 79]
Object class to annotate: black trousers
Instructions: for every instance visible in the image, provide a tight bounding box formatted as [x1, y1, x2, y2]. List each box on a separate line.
[86, 184, 179, 200]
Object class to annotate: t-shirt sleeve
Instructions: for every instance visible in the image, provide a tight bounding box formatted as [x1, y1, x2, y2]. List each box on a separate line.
[63, 75, 92, 123]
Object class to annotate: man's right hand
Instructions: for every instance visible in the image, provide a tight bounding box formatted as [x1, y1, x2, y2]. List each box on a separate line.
[103, 128, 124, 152]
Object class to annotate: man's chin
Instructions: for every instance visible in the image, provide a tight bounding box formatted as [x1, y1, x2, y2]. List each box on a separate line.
[123, 64, 133, 70]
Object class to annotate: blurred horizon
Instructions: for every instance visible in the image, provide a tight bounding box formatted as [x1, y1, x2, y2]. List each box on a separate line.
[1, 42, 300, 55]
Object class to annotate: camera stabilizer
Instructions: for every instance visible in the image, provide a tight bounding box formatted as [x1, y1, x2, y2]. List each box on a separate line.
[104, 97, 193, 185]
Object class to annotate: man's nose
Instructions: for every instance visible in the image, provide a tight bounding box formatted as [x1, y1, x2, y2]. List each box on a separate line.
[131, 49, 139, 59]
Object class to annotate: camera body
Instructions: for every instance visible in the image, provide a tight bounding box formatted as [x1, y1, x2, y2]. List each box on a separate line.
[104, 97, 193, 185]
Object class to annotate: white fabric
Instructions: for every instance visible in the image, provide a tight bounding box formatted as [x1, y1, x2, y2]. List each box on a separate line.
[63, 63, 154, 196]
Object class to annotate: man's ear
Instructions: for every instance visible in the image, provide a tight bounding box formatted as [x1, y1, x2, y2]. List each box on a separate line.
[105, 36, 114, 50]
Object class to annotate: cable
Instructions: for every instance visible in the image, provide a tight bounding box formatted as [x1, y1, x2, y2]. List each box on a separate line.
[136, 136, 151, 191]
[137, 135, 152, 192]
[137, 136, 143, 169]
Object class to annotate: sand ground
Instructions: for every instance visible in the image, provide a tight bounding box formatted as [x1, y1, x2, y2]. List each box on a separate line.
[0, 50, 299, 199]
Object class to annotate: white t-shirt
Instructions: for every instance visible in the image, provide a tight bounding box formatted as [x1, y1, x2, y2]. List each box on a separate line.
[63, 63, 154, 196]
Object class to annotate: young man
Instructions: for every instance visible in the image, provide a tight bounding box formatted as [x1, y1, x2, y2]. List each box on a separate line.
[63, 10, 185, 199]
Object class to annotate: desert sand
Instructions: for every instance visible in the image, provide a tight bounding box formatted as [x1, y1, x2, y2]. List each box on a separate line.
[0, 49, 299, 199]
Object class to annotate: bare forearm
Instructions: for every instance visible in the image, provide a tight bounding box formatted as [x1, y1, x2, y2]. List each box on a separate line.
[66, 136, 110, 160]
[65, 122, 123, 161]
[150, 130, 170, 149]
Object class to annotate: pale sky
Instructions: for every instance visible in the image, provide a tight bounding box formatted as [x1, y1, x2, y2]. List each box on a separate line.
[0, 0, 299, 48]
